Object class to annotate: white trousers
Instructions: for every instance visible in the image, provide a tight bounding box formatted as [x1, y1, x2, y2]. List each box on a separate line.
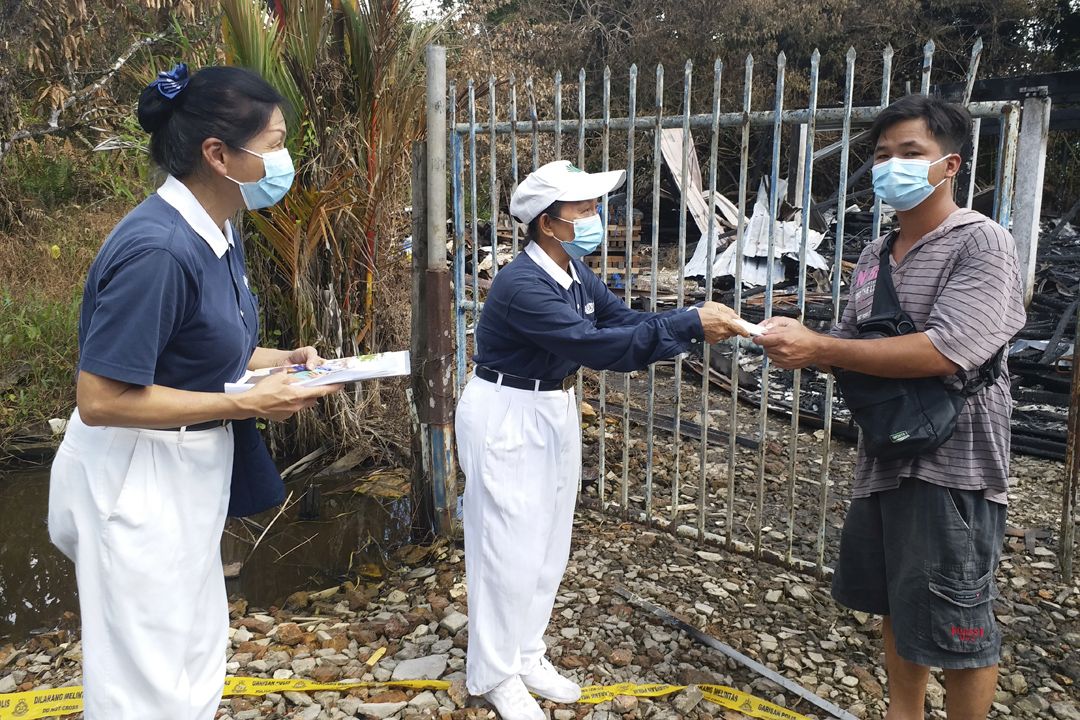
[456, 376, 580, 696]
[48, 410, 233, 720]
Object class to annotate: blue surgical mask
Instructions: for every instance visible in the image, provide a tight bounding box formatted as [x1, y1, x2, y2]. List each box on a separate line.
[228, 147, 295, 210]
[552, 213, 604, 259]
[871, 155, 953, 211]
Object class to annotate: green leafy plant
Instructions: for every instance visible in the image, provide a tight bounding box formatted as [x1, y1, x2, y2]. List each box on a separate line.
[219, 0, 445, 457]
[0, 290, 82, 453]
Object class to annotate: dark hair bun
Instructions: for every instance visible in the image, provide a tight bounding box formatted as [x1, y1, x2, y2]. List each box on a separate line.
[141, 65, 286, 178]
[137, 83, 175, 133]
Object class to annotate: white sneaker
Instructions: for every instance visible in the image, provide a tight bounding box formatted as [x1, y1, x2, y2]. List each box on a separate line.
[521, 656, 582, 704]
[483, 675, 545, 720]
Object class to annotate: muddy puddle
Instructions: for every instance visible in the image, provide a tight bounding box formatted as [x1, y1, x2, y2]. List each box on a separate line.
[0, 466, 414, 643]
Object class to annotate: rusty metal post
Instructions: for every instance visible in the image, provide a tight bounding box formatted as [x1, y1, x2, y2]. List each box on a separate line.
[1062, 305, 1080, 579]
[410, 142, 435, 539]
[412, 45, 457, 538]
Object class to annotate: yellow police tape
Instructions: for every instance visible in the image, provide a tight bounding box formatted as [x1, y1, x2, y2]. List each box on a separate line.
[1, 678, 809, 720]
[699, 684, 810, 720]
[578, 681, 809, 719]
[0, 679, 448, 720]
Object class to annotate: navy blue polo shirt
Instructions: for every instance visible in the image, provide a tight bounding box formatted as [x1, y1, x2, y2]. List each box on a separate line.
[473, 242, 703, 381]
[77, 176, 259, 392]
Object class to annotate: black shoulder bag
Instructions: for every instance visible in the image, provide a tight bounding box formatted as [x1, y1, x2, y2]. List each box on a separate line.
[834, 235, 1005, 460]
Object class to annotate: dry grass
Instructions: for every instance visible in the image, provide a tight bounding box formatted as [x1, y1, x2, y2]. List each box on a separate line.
[0, 201, 127, 452]
[0, 203, 124, 302]
[0, 130, 146, 451]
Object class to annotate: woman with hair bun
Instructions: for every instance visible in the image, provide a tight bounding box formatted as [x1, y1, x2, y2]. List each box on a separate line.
[47, 64, 340, 719]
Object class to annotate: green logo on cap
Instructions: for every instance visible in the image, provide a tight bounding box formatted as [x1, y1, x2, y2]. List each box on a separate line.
[567, 164, 584, 173]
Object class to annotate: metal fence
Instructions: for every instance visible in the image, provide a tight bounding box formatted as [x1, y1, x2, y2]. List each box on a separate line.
[436, 41, 1061, 577]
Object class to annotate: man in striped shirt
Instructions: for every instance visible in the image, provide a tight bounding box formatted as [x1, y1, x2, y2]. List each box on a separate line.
[757, 94, 1026, 720]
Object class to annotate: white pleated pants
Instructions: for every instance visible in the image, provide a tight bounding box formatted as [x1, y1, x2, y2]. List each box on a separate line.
[48, 410, 233, 720]
[456, 375, 581, 696]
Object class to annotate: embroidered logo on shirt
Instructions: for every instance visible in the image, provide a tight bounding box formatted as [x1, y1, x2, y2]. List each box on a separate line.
[584, 302, 594, 314]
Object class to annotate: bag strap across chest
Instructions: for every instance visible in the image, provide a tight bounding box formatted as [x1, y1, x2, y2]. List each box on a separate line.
[860, 232, 1005, 397]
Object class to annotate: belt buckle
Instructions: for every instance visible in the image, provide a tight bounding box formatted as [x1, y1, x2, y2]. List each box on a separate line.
[562, 375, 575, 392]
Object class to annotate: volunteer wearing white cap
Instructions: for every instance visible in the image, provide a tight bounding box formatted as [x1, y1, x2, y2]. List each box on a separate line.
[457, 160, 746, 719]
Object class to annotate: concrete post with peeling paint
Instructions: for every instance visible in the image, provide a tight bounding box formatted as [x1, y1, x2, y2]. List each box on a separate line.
[1012, 94, 1051, 307]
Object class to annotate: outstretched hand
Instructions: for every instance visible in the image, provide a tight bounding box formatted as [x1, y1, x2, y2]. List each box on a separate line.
[697, 302, 752, 344]
[753, 316, 825, 370]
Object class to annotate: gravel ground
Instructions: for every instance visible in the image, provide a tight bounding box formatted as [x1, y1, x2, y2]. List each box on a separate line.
[2, 367, 1077, 719]
[1, 495, 1076, 720]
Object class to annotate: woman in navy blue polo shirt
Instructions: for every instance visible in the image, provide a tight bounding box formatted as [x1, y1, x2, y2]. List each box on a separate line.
[457, 160, 747, 719]
[47, 64, 339, 720]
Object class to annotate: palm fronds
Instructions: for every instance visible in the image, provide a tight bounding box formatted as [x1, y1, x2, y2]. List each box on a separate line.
[218, 0, 444, 456]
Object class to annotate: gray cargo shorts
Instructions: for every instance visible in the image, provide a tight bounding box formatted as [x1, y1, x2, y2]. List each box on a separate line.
[831, 477, 1006, 669]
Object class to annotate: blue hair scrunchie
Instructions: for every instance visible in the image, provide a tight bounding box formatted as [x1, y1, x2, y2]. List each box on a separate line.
[150, 63, 190, 100]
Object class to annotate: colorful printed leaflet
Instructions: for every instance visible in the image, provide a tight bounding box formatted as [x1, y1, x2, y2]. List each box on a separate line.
[225, 350, 410, 393]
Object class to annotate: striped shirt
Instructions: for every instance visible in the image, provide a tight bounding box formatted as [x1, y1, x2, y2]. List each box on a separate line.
[832, 209, 1027, 504]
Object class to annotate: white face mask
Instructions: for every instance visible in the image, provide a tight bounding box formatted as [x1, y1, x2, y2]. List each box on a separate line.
[550, 213, 604, 259]
[871, 155, 954, 211]
[225, 147, 295, 210]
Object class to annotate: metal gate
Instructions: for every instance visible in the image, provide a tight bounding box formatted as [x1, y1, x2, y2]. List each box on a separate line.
[434, 41, 1060, 576]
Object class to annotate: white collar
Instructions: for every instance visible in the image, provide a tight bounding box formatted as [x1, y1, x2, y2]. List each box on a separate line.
[156, 175, 234, 258]
[525, 242, 580, 290]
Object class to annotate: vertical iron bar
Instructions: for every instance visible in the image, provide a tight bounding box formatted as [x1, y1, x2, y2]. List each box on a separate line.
[527, 75, 539, 171]
[871, 45, 892, 241]
[450, 83, 467, 392]
[671, 60, 691, 527]
[576, 67, 586, 490]
[468, 81, 479, 333]
[645, 64, 664, 521]
[697, 58, 717, 539]
[754, 51, 785, 559]
[599, 66, 612, 506]
[621, 64, 638, 516]
[578, 68, 587, 168]
[967, 119, 982, 209]
[669, 61, 691, 529]
[786, 49, 819, 565]
[510, 74, 520, 257]
[555, 70, 563, 161]
[815, 47, 856, 577]
[920, 39, 935, 96]
[726, 55, 753, 549]
[963, 39, 984, 210]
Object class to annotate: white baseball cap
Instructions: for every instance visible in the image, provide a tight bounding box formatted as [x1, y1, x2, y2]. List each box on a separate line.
[509, 160, 626, 225]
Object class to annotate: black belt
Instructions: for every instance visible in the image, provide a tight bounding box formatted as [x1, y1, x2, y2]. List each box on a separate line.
[476, 366, 574, 392]
[161, 419, 230, 432]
